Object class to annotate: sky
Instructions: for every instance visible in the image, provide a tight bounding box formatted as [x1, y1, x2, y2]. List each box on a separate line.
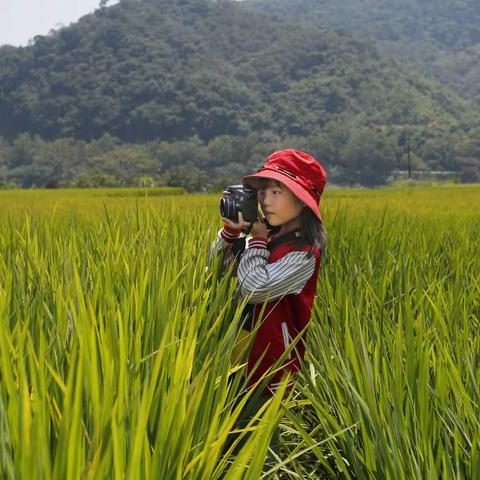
[0, 0, 120, 47]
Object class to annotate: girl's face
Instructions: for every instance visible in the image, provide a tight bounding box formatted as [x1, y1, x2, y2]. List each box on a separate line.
[257, 180, 305, 227]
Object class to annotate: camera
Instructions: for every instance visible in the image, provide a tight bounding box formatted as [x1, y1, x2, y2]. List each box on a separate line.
[220, 184, 258, 224]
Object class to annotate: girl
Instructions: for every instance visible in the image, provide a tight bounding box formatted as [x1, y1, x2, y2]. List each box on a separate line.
[211, 148, 327, 459]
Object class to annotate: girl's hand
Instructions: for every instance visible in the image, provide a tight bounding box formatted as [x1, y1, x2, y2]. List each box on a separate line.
[222, 211, 252, 233]
[250, 217, 268, 238]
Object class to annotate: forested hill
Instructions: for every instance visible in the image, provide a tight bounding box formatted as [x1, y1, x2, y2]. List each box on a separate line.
[0, 0, 477, 143]
[249, 0, 480, 103]
[0, 0, 479, 189]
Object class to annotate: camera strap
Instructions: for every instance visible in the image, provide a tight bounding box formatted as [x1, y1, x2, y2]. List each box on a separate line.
[268, 230, 307, 251]
[232, 236, 247, 258]
[232, 229, 306, 262]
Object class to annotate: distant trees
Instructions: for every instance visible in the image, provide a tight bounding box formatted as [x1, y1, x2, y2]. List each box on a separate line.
[1, 128, 478, 190]
[250, 0, 480, 102]
[455, 129, 480, 182]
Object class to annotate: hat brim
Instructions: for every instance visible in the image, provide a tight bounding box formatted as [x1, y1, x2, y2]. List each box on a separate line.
[243, 169, 323, 223]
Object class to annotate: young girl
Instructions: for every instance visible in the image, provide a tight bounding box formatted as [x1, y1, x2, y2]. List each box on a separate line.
[211, 149, 327, 465]
[211, 149, 327, 457]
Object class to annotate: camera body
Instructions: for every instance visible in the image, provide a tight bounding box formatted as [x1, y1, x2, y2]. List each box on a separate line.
[220, 184, 258, 224]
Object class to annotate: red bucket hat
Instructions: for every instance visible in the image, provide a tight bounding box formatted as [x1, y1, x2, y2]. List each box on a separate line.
[243, 149, 327, 222]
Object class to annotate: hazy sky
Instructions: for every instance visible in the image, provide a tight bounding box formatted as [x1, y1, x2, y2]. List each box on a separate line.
[0, 0, 120, 47]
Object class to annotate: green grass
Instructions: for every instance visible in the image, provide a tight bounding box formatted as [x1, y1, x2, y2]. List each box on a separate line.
[0, 185, 479, 479]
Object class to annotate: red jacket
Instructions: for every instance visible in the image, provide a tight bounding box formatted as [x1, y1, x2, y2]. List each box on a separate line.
[211, 225, 322, 396]
[244, 233, 321, 395]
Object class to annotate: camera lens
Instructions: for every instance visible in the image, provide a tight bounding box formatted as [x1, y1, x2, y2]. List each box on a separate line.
[220, 196, 235, 219]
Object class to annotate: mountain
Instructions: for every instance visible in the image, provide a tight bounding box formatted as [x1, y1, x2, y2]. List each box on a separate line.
[0, 0, 478, 143]
[248, 0, 480, 104]
[0, 0, 479, 188]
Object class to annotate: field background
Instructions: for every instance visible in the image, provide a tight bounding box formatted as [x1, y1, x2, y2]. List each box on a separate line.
[0, 185, 479, 479]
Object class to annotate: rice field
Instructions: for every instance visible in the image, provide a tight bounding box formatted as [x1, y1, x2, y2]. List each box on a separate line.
[0, 184, 479, 479]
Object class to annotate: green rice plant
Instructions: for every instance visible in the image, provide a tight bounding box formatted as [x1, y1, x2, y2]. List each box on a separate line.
[0, 184, 479, 479]
[0, 198, 287, 479]
[284, 202, 480, 479]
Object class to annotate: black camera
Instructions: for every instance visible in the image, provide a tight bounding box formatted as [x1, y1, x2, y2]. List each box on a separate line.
[220, 184, 258, 224]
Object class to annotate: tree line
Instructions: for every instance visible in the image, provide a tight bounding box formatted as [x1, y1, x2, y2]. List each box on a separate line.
[1, 123, 478, 191]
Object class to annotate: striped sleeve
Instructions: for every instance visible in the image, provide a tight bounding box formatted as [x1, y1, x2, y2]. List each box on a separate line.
[209, 225, 242, 265]
[237, 242, 316, 304]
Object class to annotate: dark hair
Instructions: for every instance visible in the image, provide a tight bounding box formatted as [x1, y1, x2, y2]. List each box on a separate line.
[254, 177, 327, 255]
[299, 207, 327, 257]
